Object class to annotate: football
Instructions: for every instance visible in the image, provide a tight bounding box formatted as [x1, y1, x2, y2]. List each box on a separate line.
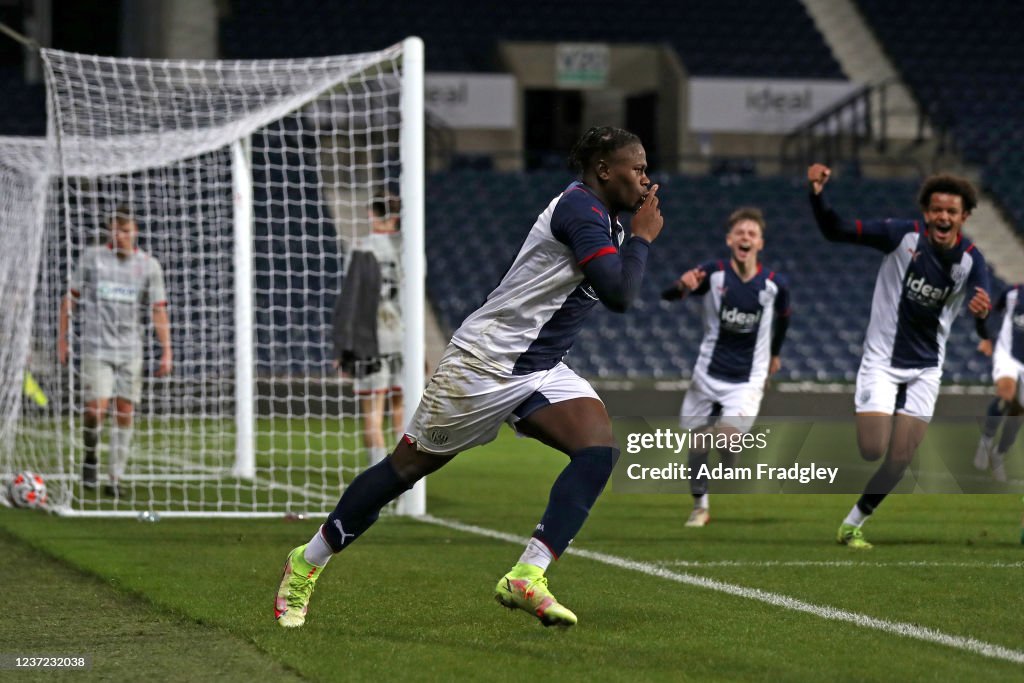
[8, 471, 47, 509]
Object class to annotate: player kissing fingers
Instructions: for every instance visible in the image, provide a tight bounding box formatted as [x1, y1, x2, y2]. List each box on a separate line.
[640, 183, 659, 210]
[632, 184, 664, 242]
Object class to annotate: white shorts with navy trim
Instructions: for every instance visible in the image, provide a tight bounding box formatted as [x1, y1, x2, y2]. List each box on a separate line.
[406, 345, 600, 455]
[855, 359, 941, 420]
[679, 370, 764, 434]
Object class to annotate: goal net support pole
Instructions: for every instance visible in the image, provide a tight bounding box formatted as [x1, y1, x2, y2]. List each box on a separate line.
[231, 136, 256, 480]
[397, 36, 425, 516]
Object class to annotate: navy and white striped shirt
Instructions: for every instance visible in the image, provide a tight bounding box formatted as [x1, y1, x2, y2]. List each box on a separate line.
[452, 181, 650, 375]
[812, 192, 990, 369]
[993, 285, 1024, 362]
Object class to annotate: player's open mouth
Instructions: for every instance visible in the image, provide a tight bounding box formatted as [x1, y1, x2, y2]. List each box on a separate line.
[738, 244, 752, 254]
[933, 224, 952, 236]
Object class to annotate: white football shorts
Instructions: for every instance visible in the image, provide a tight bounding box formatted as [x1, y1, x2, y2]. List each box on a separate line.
[353, 354, 403, 395]
[855, 359, 941, 421]
[679, 369, 764, 434]
[80, 356, 143, 403]
[406, 345, 601, 455]
[991, 346, 1024, 404]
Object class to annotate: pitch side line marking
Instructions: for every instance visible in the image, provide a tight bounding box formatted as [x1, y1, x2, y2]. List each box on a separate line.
[418, 514, 1024, 666]
[656, 559, 1024, 569]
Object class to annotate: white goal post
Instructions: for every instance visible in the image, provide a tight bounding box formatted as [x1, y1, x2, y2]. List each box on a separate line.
[1, 38, 425, 517]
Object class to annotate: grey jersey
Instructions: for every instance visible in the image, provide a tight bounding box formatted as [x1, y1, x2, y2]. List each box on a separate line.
[353, 231, 402, 356]
[68, 245, 168, 362]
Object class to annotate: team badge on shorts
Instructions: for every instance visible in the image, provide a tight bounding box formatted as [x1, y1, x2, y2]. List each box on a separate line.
[859, 389, 871, 404]
[428, 427, 451, 448]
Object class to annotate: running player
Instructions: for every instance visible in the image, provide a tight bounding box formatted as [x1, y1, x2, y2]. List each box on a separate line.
[808, 164, 991, 549]
[661, 207, 790, 527]
[974, 283, 1024, 482]
[275, 127, 664, 628]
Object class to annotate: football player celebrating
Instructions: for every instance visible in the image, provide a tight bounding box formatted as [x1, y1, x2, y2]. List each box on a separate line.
[662, 207, 790, 527]
[973, 283, 1024, 482]
[808, 164, 991, 549]
[275, 127, 663, 628]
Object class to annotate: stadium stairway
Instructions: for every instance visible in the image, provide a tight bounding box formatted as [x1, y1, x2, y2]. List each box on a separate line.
[801, 0, 921, 141]
[845, 0, 1024, 283]
[961, 200, 1024, 284]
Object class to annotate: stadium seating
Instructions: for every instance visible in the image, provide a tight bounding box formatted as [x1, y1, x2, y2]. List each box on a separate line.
[426, 170, 998, 383]
[250, 120, 342, 376]
[855, 0, 1024, 232]
[0, 66, 45, 136]
[2, 1, 844, 135]
[8, 5, 1005, 384]
[220, 0, 843, 78]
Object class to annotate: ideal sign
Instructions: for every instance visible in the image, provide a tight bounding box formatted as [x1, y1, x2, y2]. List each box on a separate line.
[689, 78, 860, 133]
[425, 73, 516, 129]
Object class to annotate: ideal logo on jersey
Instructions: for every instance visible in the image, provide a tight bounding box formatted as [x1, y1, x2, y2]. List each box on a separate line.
[720, 306, 761, 333]
[97, 281, 139, 303]
[903, 272, 950, 309]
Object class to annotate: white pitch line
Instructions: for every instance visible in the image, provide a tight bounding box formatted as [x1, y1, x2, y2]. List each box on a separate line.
[418, 514, 1024, 666]
[657, 559, 1024, 569]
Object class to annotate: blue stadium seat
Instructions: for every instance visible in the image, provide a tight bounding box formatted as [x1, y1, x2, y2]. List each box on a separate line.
[856, 0, 1024, 235]
[221, 0, 842, 78]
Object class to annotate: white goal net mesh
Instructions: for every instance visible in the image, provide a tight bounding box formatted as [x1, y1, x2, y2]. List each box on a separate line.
[0, 42, 421, 516]
[0, 138, 54, 505]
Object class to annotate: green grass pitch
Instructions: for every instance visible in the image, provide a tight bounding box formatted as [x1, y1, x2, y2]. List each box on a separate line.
[1, 427, 1022, 681]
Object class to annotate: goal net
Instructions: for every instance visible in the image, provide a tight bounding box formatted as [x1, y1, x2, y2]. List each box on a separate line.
[0, 137, 55, 508]
[3, 39, 425, 517]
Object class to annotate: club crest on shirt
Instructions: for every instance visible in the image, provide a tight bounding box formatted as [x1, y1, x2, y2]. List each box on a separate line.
[949, 263, 966, 287]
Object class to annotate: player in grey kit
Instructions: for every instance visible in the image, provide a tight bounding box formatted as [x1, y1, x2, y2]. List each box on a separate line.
[58, 207, 172, 496]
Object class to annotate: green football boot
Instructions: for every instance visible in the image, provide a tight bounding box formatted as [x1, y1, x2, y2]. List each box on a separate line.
[275, 544, 323, 627]
[836, 523, 873, 550]
[494, 564, 577, 628]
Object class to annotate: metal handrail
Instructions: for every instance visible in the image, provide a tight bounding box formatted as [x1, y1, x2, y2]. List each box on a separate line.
[780, 77, 940, 174]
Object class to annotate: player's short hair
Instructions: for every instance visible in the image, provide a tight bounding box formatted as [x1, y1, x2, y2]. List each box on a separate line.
[370, 193, 400, 226]
[726, 207, 766, 234]
[108, 204, 135, 227]
[917, 174, 978, 213]
[568, 126, 641, 174]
